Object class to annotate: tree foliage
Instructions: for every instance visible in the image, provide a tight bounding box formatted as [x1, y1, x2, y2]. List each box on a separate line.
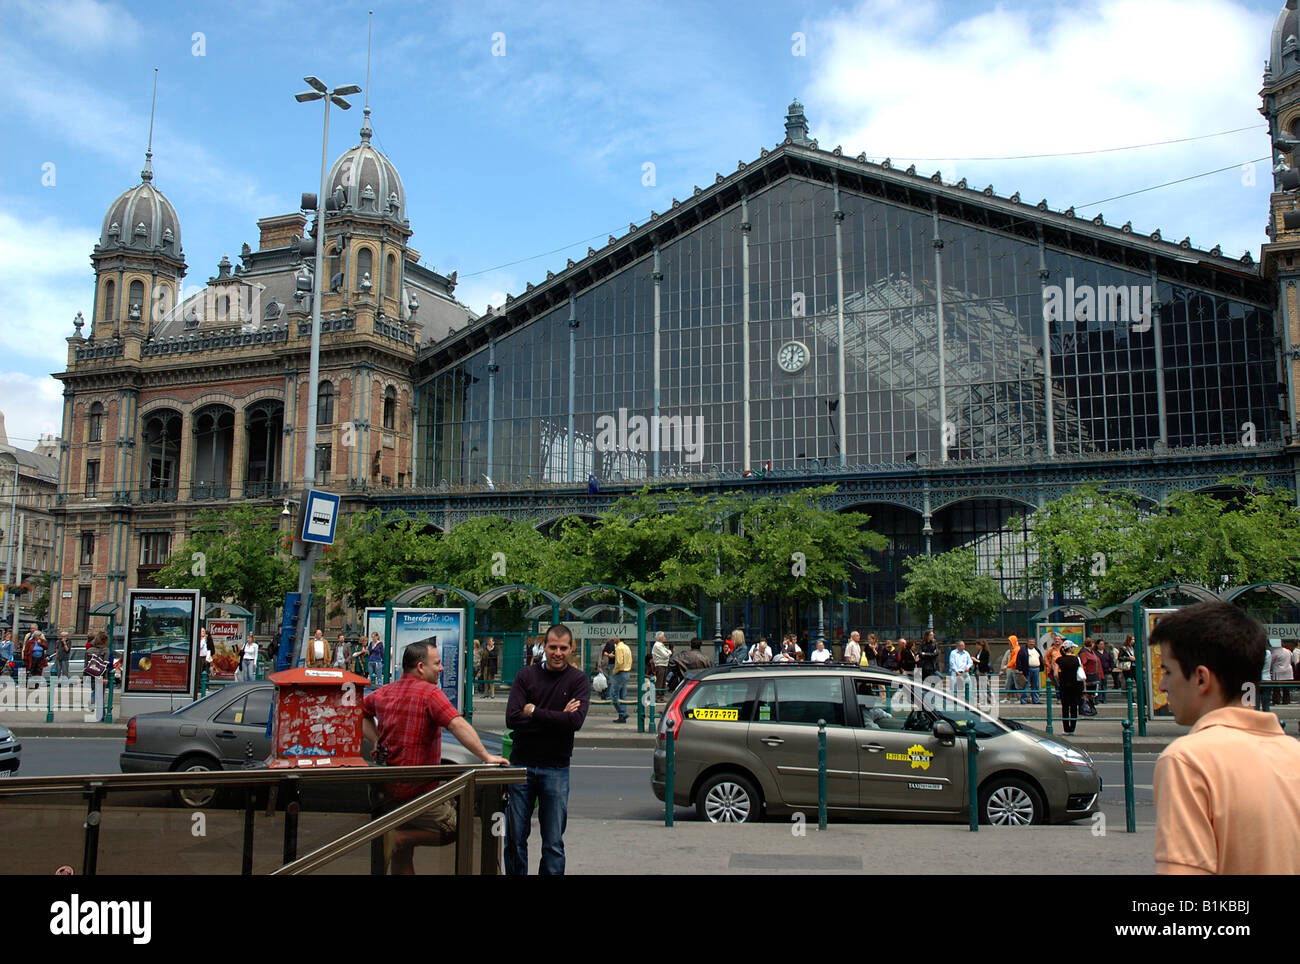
[154, 505, 296, 618]
[898, 548, 1004, 637]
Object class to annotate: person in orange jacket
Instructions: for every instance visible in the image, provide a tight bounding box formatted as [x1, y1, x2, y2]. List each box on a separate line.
[1001, 635, 1021, 703]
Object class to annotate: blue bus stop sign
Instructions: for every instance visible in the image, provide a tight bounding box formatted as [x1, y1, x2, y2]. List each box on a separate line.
[300, 490, 341, 546]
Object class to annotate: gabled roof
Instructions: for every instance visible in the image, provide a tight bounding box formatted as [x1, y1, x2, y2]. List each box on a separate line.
[418, 129, 1270, 377]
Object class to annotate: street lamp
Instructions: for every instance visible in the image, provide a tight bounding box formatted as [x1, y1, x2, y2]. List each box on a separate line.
[292, 76, 359, 664]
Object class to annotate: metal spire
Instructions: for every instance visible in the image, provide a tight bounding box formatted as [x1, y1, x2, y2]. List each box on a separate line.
[142, 68, 158, 181]
[360, 10, 373, 142]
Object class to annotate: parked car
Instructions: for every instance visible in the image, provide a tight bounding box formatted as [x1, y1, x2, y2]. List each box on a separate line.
[0, 724, 21, 776]
[652, 663, 1101, 826]
[120, 681, 485, 807]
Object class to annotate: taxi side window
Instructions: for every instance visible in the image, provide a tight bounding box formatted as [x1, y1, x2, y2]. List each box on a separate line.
[855, 679, 909, 731]
[684, 680, 755, 722]
[774, 677, 846, 726]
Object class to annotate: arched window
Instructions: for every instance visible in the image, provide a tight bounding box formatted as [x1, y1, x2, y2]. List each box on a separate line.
[383, 386, 396, 430]
[103, 280, 115, 321]
[88, 402, 104, 443]
[244, 401, 284, 497]
[386, 253, 397, 299]
[143, 410, 181, 501]
[356, 248, 372, 293]
[129, 280, 144, 321]
[330, 245, 342, 292]
[318, 381, 335, 425]
[192, 405, 234, 499]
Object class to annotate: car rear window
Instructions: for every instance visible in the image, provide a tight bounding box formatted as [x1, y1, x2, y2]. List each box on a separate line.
[683, 679, 755, 722]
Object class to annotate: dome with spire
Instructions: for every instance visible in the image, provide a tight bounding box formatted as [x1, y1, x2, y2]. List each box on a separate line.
[325, 108, 406, 222]
[96, 150, 182, 255]
[1269, 0, 1300, 83]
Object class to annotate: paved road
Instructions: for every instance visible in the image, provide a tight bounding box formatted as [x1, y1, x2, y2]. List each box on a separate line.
[13, 738, 1156, 825]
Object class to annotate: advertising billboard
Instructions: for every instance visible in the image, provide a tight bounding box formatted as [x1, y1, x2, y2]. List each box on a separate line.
[123, 589, 200, 696]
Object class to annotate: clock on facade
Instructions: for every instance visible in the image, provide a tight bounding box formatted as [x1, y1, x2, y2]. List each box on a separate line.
[777, 340, 809, 373]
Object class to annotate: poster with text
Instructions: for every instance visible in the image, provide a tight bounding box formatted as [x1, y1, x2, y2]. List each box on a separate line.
[124, 588, 200, 696]
[392, 608, 464, 711]
[206, 619, 245, 683]
[1145, 607, 1179, 717]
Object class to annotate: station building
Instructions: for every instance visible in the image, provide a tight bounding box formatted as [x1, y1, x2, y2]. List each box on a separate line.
[50, 6, 1300, 639]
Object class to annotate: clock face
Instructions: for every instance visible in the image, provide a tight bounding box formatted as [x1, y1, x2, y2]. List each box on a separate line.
[778, 341, 809, 373]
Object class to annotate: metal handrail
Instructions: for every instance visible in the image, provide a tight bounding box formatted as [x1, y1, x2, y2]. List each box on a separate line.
[273, 770, 479, 875]
[0, 762, 517, 797]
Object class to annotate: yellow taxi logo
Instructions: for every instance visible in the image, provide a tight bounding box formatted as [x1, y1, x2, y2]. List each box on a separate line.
[886, 744, 933, 770]
[688, 708, 739, 721]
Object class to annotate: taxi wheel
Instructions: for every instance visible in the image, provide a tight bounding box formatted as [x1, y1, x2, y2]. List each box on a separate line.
[697, 772, 760, 824]
[979, 777, 1043, 826]
[172, 756, 219, 808]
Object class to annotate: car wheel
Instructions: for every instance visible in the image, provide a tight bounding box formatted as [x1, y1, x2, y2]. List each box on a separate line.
[979, 777, 1044, 826]
[172, 756, 219, 808]
[696, 772, 760, 824]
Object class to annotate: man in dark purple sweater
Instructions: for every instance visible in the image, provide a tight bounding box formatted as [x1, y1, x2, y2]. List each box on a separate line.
[504, 624, 589, 875]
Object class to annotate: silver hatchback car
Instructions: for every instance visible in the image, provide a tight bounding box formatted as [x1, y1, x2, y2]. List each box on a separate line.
[652, 664, 1101, 825]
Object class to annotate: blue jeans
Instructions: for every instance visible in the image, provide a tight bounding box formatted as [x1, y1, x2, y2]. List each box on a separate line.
[505, 766, 571, 875]
[1021, 669, 1041, 703]
[609, 671, 628, 720]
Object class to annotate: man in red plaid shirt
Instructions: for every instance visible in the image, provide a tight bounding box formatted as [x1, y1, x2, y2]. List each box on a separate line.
[363, 641, 506, 874]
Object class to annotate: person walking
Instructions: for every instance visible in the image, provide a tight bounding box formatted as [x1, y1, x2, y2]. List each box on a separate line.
[0, 629, 15, 684]
[85, 629, 110, 718]
[53, 630, 72, 679]
[472, 638, 483, 694]
[1001, 635, 1021, 702]
[974, 639, 992, 698]
[505, 624, 590, 875]
[651, 632, 673, 691]
[1080, 639, 1103, 710]
[482, 637, 499, 699]
[22, 627, 48, 689]
[1055, 641, 1085, 734]
[1016, 634, 1043, 704]
[609, 637, 632, 723]
[241, 634, 259, 682]
[918, 631, 939, 680]
[843, 631, 862, 667]
[1270, 639, 1294, 705]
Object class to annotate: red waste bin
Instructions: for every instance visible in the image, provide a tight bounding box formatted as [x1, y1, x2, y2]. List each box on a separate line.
[267, 667, 371, 769]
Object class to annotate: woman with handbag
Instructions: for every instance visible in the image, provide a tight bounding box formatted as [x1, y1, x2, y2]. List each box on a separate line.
[1118, 635, 1136, 692]
[1055, 641, 1085, 734]
[85, 629, 110, 717]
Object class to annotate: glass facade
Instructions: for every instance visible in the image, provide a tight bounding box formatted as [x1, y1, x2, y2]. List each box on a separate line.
[421, 176, 1278, 485]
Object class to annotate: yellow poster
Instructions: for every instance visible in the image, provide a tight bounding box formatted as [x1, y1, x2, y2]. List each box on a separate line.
[1145, 608, 1178, 717]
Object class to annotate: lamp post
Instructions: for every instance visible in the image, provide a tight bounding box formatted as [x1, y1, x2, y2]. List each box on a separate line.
[292, 76, 359, 663]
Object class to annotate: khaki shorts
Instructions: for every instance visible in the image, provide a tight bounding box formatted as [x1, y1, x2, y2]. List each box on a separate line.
[401, 799, 457, 835]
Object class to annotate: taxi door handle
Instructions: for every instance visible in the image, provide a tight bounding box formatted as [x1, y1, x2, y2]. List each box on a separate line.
[759, 736, 784, 746]
[862, 743, 885, 752]
[216, 730, 237, 740]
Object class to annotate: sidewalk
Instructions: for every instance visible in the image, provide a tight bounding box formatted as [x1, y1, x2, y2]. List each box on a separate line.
[557, 819, 1157, 874]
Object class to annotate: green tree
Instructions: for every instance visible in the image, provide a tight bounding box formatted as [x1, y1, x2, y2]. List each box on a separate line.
[898, 548, 1004, 638]
[737, 485, 887, 629]
[318, 508, 439, 615]
[154, 505, 296, 619]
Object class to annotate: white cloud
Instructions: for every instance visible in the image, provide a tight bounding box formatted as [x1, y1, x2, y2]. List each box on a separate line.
[0, 371, 65, 449]
[805, 0, 1272, 255]
[5, 0, 142, 51]
[0, 206, 97, 368]
[453, 273, 519, 316]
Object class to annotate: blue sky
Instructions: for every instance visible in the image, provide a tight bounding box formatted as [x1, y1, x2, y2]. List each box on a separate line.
[0, 0, 1286, 447]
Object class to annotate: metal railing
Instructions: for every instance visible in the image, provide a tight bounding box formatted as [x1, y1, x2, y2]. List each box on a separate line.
[0, 763, 525, 875]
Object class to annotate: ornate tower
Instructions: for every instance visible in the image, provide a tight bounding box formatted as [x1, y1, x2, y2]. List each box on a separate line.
[1261, 0, 1300, 457]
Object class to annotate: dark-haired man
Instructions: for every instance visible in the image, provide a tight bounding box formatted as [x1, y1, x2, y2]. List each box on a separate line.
[1152, 601, 1300, 874]
[505, 624, 589, 875]
[362, 641, 507, 874]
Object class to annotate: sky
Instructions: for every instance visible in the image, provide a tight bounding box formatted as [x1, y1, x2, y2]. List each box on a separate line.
[0, 0, 1286, 449]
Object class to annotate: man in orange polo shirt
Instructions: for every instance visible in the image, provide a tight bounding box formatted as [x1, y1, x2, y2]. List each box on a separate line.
[1152, 601, 1300, 874]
